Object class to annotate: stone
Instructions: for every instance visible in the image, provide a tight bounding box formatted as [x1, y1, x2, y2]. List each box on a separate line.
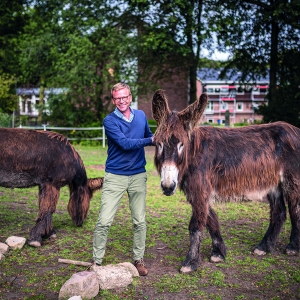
[0, 253, 5, 263]
[91, 263, 134, 290]
[59, 271, 99, 300]
[118, 262, 139, 277]
[253, 248, 267, 256]
[68, 296, 82, 300]
[5, 236, 26, 250]
[0, 242, 9, 254]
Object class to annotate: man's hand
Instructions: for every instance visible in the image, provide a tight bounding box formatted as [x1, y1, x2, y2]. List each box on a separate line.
[151, 136, 156, 145]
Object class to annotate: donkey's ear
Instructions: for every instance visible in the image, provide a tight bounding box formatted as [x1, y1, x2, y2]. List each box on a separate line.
[178, 93, 208, 132]
[152, 89, 171, 127]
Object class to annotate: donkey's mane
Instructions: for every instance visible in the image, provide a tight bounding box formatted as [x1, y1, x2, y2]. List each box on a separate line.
[38, 130, 83, 167]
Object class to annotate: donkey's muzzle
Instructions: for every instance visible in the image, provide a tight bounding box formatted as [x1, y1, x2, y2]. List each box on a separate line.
[160, 164, 179, 196]
[161, 181, 177, 196]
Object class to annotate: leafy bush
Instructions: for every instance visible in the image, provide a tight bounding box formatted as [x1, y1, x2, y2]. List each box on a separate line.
[0, 113, 12, 127]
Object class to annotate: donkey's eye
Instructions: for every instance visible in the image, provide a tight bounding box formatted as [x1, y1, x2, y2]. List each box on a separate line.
[177, 142, 184, 156]
[157, 142, 164, 155]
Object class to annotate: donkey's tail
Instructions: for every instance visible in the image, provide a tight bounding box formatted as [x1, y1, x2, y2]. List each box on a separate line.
[88, 177, 104, 192]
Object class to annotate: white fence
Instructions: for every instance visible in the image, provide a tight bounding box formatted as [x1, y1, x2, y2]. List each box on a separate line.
[18, 124, 157, 148]
[19, 125, 107, 148]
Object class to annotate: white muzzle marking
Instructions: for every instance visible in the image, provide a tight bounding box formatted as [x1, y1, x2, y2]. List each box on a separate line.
[160, 163, 179, 195]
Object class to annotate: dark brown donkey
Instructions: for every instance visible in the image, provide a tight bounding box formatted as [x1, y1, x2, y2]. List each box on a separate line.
[152, 90, 300, 273]
[0, 128, 103, 247]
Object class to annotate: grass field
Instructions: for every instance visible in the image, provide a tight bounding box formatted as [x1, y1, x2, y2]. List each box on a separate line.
[0, 145, 299, 300]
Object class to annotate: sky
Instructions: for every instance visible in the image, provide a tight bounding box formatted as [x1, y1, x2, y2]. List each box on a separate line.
[201, 49, 230, 61]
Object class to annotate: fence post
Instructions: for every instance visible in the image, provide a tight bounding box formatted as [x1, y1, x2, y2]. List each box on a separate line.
[102, 127, 105, 148]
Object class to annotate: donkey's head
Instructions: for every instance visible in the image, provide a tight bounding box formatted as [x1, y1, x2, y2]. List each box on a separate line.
[68, 177, 104, 226]
[152, 90, 208, 196]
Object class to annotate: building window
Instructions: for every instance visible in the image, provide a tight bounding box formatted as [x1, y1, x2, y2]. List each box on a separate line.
[222, 102, 228, 110]
[206, 101, 213, 111]
[245, 85, 252, 92]
[208, 119, 213, 123]
[22, 100, 25, 112]
[252, 102, 259, 110]
[207, 88, 214, 93]
[237, 86, 244, 93]
[260, 86, 268, 94]
[236, 103, 243, 111]
[215, 88, 220, 93]
[252, 86, 260, 95]
[229, 88, 236, 95]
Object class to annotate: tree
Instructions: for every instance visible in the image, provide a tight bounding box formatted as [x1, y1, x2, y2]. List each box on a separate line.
[210, 0, 300, 124]
[257, 48, 300, 126]
[17, 0, 134, 126]
[0, 0, 29, 76]
[119, 0, 212, 104]
[0, 0, 30, 119]
[45, 0, 133, 125]
[17, 0, 70, 124]
[0, 73, 18, 114]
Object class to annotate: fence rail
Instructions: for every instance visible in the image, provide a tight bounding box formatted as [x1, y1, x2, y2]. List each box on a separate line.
[18, 125, 107, 148]
[17, 124, 158, 148]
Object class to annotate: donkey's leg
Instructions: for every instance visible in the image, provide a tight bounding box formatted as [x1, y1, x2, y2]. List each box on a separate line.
[254, 187, 286, 255]
[206, 206, 226, 262]
[285, 191, 300, 255]
[180, 213, 204, 273]
[180, 202, 208, 273]
[28, 183, 60, 247]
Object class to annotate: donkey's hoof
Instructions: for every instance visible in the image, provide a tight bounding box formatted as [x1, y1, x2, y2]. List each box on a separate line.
[210, 255, 224, 263]
[180, 265, 193, 273]
[253, 248, 266, 256]
[286, 248, 298, 256]
[28, 240, 41, 247]
[49, 233, 57, 241]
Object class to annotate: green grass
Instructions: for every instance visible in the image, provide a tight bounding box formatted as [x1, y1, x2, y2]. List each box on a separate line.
[0, 145, 299, 299]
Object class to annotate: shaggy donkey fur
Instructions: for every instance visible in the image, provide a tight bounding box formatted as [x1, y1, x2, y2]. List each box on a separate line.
[0, 128, 103, 247]
[152, 90, 300, 273]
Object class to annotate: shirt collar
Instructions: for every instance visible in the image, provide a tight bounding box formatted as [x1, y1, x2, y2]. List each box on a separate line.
[114, 107, 134, 122]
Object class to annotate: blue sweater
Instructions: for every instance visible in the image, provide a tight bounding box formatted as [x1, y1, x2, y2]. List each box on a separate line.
[104, 109, 153, 175]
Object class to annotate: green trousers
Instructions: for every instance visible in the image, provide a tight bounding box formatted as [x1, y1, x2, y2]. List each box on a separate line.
[93, 172, 147, 264]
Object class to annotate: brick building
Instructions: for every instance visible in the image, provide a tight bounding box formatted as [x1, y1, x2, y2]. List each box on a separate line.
[137, 68, 269, 125]
[197, 69, 269, 125]
[137, 66, 189, 121]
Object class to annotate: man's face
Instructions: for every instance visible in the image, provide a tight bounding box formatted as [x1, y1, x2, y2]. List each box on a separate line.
[112, 88, 132, 113]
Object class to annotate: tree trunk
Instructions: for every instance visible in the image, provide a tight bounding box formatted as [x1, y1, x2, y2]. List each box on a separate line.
[189, 64, 198, 104]
[268, 4, 279, 107]
[187, 0, 203, 104]
[37, 75, 45, 125]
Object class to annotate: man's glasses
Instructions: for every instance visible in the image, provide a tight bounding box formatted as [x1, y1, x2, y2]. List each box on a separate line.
[113, 94, 131, 103]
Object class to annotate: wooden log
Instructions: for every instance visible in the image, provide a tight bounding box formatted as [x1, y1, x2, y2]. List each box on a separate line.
[58, 258, 92, 267]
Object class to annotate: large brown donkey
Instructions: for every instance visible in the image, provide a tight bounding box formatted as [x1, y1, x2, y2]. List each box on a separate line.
[152, 90, 300, 273]
[0, 128, 103, 247]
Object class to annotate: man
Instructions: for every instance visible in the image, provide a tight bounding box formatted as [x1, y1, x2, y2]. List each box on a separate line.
[92, 82, 154, 276]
